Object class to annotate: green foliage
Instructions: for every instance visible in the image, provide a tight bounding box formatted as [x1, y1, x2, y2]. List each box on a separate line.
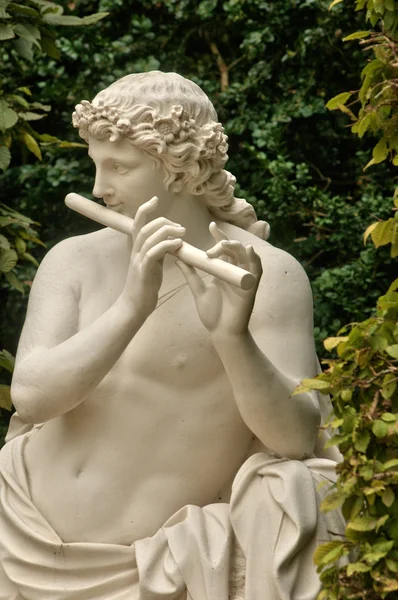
[327, 0, 398, 173]
[0, 1, 396, 446]
[298, 280, 398, 599]
[0, 0, 108, 432]
[0, 0, 106, 168]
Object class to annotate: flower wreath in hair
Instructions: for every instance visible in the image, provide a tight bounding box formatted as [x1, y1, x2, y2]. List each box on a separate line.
[72, 100, 228, 161]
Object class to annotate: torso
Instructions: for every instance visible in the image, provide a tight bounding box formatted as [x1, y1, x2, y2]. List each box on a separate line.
[24, 225, 266, 545]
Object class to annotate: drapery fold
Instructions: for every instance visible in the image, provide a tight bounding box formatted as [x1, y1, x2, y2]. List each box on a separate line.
[0, 433, 345, 600]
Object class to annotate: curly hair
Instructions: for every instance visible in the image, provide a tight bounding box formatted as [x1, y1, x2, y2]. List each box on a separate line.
[72, 71, 270, 239]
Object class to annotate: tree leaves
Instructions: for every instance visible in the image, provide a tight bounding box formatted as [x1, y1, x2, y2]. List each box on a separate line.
[0, 145, 11, 171]
[21, 132, 42, 160]
[0, 248, 18, 272]
[0, 385, 12, 411]
[325, 92, 352, 110]
[0, 100, 18, 131]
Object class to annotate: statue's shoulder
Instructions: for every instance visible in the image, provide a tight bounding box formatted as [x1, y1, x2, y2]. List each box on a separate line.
[43, 228, 115, 267]
[220, 222, 309, 284]
[36, 228, 116, 292]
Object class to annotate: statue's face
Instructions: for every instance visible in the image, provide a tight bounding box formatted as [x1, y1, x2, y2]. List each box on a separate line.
[88, 136, 174, 218]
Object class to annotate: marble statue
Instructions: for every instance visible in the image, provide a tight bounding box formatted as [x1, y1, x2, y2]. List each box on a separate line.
[0, 71, 344, 600]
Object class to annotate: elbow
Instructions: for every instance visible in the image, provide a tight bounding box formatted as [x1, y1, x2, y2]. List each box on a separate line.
[273, 396, 321, 460]
[291, 396, 321, 459]
[11, 381, 50, 424]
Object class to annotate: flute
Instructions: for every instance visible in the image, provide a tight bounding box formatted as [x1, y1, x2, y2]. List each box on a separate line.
[65, 193, 256, 290]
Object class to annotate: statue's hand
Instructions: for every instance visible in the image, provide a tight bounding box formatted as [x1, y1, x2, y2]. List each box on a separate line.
[176, 222, 262, 337]
[121, 196, 185, 322]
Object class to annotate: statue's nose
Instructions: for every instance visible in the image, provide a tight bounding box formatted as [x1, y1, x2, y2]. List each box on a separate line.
[92, 173, 113, 199]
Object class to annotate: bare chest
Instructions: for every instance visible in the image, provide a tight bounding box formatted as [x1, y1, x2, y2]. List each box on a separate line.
[78, 262, 222, 387]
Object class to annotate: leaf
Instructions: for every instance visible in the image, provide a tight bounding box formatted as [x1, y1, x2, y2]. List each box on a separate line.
[301, 378, 331, 390]
[381, 412, 396, 422]
[386, 558, 398, 573]
[18, 112, 47, 121]
[0, 349, 15, 372]
[0, 248, 18, 272]
[373, 419, 389, 438]
[364, 222, 378, 244]
[0, 145, 11, 170]
[14, 38, 34, 61]
[386, 344, 398, 358]
[324, 336, 349, 351]
[325, 92, 352, 110]
[347, 514, 381, 532]
[382, 488, 395, 507]
[21, 132, 42, 160]
[370, 219, 394, 247]
[43, 13, 81, 25]
[0, 234, 10, 249]
[22, 251, 39, 267]
[81, 12, 108, 25]
[343, 31, 371, 41]
[14, 236, 26, 255]
[0, 385, 12, 411]
[346, 562, 372, 575]
[4, 269, 24, 292]
[313, 541, 345, 566]
[372, 138, 389, 164]
[7, 94, 29, 108]
[382, 459, 398, 471]
[14, 23, 41, 44]
[0, 23, 15, 40]
[0, 100, 18, 131]
[39, 35, 60, 59]
[329, 0, 344, 8]
[7, 2, 40, 17]
[17, 87, 31, 96]
[354, 429, 370, 453]
[320, 491, 345, 512]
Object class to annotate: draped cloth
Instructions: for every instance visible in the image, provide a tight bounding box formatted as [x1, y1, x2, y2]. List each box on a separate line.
[0, 433, 345, 600]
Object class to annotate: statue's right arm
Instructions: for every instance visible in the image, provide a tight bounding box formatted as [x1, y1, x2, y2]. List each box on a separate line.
[11, 200, 185, 424]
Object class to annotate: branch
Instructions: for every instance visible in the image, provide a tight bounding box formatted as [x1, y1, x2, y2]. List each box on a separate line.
[208, 40, 229, 91]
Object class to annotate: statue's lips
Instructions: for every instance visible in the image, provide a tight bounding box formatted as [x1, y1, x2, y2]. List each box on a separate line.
[105, 202, 123, 209]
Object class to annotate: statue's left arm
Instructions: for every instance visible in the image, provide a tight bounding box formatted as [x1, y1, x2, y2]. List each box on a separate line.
[176, 224, 321, 459]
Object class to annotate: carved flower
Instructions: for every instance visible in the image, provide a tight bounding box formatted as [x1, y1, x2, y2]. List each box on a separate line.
[116, 118, 131, 132]
[199, 123, 227, 158]
[153, 116, 180, 143]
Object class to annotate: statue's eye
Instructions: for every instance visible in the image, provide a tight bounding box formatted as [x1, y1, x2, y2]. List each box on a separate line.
[114, 163, 129, 174]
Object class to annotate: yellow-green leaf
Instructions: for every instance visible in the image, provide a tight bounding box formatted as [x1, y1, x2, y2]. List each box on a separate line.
[313, 541, 345, 566]
[382, 488, 395, 507]
[343, 31, 371, 41]
[386, 344, 398, 358]
[0, 385, 12, 411]
[346, 562, 372, 576]
[364, 222, 378, 244]
[21, 132, 42, 160]
[372, 138, 389, 164]
[370, 219, 394, 248]
[301, 377, 331, 390]
[325, 92, 352, 110]
[0, 248, 18, 272]
[329, 0, 344, 9]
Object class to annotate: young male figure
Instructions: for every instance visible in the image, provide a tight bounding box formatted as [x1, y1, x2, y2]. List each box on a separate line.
[0, 72, 342, 600]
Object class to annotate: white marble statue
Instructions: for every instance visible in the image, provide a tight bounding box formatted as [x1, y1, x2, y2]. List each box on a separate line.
[0, 71, 344, 600]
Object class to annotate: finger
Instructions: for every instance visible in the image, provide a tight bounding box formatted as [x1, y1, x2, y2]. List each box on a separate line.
[135, 217, 183, 251]
[175, 260, 206, 296]
[140, 225, 186, 255]
[143, 238, 183, 265]
[209, 221, 229, 243]
[132, 196, 158, 242]
[247, 245, 263, 277]
[207, 240, 248, 266]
